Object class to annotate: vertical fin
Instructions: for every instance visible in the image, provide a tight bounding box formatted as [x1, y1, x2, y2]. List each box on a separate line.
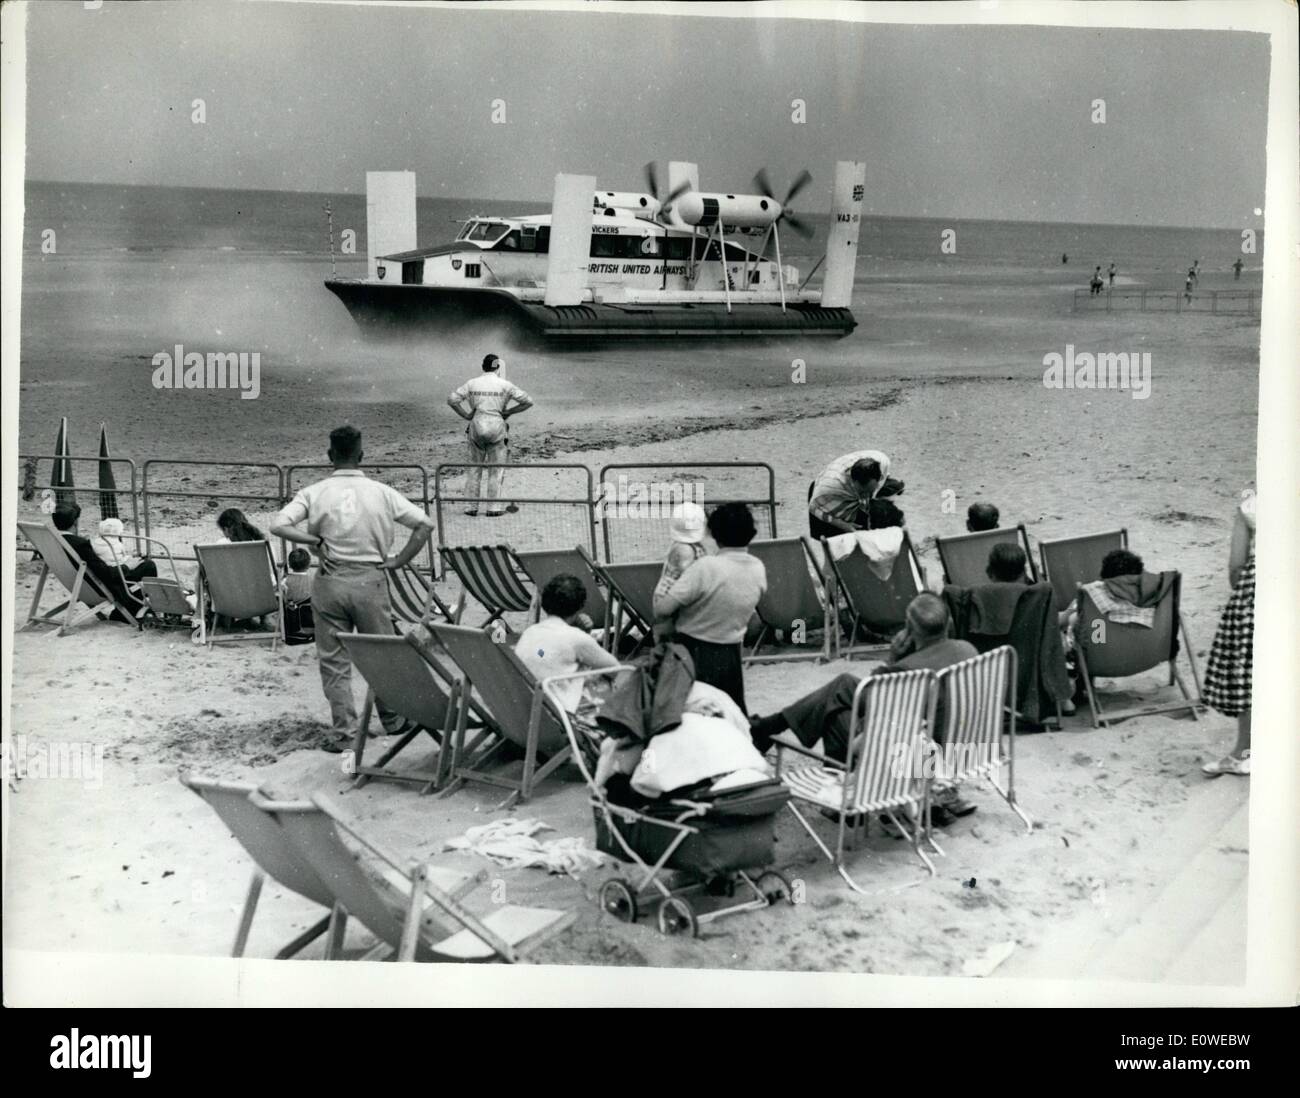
[544, 173, 596, 306]
[820, 160, 865, 309]
[366, 171, 417, 281]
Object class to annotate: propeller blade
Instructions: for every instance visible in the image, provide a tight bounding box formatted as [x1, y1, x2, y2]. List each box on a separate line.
[644, 162, 660, 200]
[783, 212, 815, 240]
[783, 169, 813, 206]
[752, 168, 775, 200]
[660, 180, 691, 213]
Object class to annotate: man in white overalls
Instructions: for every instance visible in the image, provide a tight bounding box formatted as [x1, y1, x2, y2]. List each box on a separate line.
[448, 353, 534, 516]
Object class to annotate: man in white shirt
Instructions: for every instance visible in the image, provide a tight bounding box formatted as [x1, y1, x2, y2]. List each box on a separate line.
[270, 425, 437, 750]
[448, 353, 534, 517]
[807, 449, 893, 540]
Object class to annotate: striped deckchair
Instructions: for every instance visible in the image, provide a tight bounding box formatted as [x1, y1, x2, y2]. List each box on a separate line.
[747, 536, 831, 663]
[931, 647, 1032, 834]
[935, 524, 1037, 587]
[1038, 528, 1128, 613]
[19, 520, 142, 635]
[194, 541, 282, 647]
[385, 564, 455, 628]
[575, 546, 658, 654]
[275, 792, 572, 962]
[822, 531, 925, 658]
[439, 545, 534, 628]
[516, 546, 607, 628]
[180, 775, 343, 959]
[777, 668, 939, 892]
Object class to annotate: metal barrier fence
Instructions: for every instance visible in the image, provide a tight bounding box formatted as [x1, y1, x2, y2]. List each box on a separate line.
[435, 463, 597, 556]
[16, 454, 141, 555]
[285, 463, 438, 574]
[598, 462, 778, 561]
[1073, 287, 1260, 316]
[142, 460, 285, 563]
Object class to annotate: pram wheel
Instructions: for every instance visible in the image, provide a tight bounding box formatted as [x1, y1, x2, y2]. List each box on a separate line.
[756, 871, 795, 906]
[657, 897, 698, 938]
[600, 878, 639, 924]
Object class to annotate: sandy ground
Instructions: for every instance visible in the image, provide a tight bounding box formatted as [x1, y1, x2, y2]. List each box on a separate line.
[4, 276, 1257, 983]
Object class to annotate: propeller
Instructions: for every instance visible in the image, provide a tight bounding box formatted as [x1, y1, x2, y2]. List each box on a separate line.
[753, 167, 816, 244]
[644, 162, 691, 216]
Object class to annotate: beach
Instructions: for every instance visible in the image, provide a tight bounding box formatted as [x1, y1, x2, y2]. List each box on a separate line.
[6, 216, 1258, 979]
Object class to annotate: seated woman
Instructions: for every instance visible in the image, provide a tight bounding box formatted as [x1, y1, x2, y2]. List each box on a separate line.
[652, 502, 767, 712]
[1074, 548, 1176, 631]
[514, 573, 619, 717]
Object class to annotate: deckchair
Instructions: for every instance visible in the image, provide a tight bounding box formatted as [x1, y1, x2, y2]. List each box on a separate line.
[776, 668, 940, 892]
[821, 531, 925, 658]
[386, 564, 456, 628]
[194, 541, 282, 647]
[180, 775, 344, 959]
[1074, 573, 1202, 728]
[1038, 529, 1128, 613]
[931, 647, 1032, 834]
[936, 525, 1038, 587]
[430, 622, 579, 807]
[439, 544, 534, 628]
[276, 792, 573, 962]
[339, 631, 498, 794]
[516, 546, 607, 629]
[746, 536, 831, 663]
[576, 546, 658, 655]
[18, 520, 141, 635]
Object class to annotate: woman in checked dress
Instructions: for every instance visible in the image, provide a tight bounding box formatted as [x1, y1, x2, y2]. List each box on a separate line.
[1201, 491, 1256, 777]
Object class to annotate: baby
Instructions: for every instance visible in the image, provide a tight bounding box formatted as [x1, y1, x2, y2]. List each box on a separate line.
[654, 501, 706, 602]
[281, 547, 316, 605]
[93, 516, 132, 568]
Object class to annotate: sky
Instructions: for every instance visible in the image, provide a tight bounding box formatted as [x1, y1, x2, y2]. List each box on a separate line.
[21, 1, 1271, 227]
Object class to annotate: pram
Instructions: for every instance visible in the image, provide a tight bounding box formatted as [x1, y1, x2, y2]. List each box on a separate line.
[542, 668, 795, 938]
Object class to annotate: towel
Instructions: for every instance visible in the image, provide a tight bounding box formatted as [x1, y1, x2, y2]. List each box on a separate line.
[443, 818, 606, 875]
[826, 527, 905, 579]
[630, 712, 772, 798]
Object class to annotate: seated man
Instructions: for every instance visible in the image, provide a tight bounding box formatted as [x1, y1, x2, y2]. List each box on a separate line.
[966, 501, 1000, 532]
[986, 541, 1029, 584]
[748, 592, 978, 820]
[515, 573, 619, 716]
[51, 502, 155, 615]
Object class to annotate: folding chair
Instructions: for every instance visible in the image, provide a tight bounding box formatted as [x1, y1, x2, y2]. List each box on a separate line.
[932, 647, 1032, 834]
[385, 564, 456, 629]
[108, 533, 190, 629]
[747, 536, 831, 663]
[439, 544, 534, 628]
[194, 541, 283, 647]
[576, 546, 658, 655]
[18, 520, 141, 635]
[430, 622, 578, 807]
[936, 525, 1038, 587]
[516, 546, 607, 628]
[776, 668, 940, 892]
[275, 793, 573, 962]
[821, 530, 925, 658]
[1074, 573, 1202, 728]
[1038, 529, 1128, 613]
[180, 775, 343, 959]
[338, 632, 462, 794]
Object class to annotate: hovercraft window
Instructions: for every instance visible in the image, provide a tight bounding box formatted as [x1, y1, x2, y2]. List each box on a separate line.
[464, 263, 482, 278]
[464, 221, 509, 243]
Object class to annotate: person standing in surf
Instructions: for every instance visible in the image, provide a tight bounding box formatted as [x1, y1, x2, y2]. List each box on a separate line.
[448, 353, 534, 516]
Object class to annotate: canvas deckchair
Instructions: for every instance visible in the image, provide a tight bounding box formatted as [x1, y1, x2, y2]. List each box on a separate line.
[430, 622, 578, 807]
[386, 564, 456, 628]
[18, 520, 141, 635]
[776, 668, 940, 892]
[339, 631, 497, 794]
[439, 544, 534, 628]
[1074, 573, 1202, 728]
[746, 536, 831, 663]
[1038, 528, 1129, 613]
[931, 647, 1032, 834]
[576, 546, 658, 654]
[276, 792, 573, 962]
[936, 524, 1038, 587]
[821, 531, 925, 658]
[194, 540, 283, 647]
[180, 775, 344, 959]
[516, 546, 607, 628]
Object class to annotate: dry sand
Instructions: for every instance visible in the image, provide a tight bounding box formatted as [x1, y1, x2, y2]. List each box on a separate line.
[5, 279, 1257, 983]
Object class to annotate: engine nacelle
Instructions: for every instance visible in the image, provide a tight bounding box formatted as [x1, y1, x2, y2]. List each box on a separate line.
[672, 192, 782, 229]
[593, 191, 661, 218]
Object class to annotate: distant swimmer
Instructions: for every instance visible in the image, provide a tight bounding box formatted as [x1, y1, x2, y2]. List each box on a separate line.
[1233, 257, 1244, 280]
[1062, 253, 1069, 264]
[1090, 266, 1104, 296]
[1193, 259, 1201, 283]
[1184, 269, 1195, 304]
[448, 353, 534, 517]
[1108, 262, 1117, 286]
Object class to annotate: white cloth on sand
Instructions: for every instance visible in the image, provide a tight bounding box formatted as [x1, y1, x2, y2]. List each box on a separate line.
[443, 818, 605, 875]
[826, 527, 904, 579]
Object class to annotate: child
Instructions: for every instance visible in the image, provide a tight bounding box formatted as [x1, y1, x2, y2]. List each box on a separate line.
[93, 517, 131, 568]
[653, 501, 707, 627]
[281, 547, 316, 605]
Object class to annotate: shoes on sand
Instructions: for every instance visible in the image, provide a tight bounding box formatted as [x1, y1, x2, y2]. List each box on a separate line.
[1202, 750, 1250, 777]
